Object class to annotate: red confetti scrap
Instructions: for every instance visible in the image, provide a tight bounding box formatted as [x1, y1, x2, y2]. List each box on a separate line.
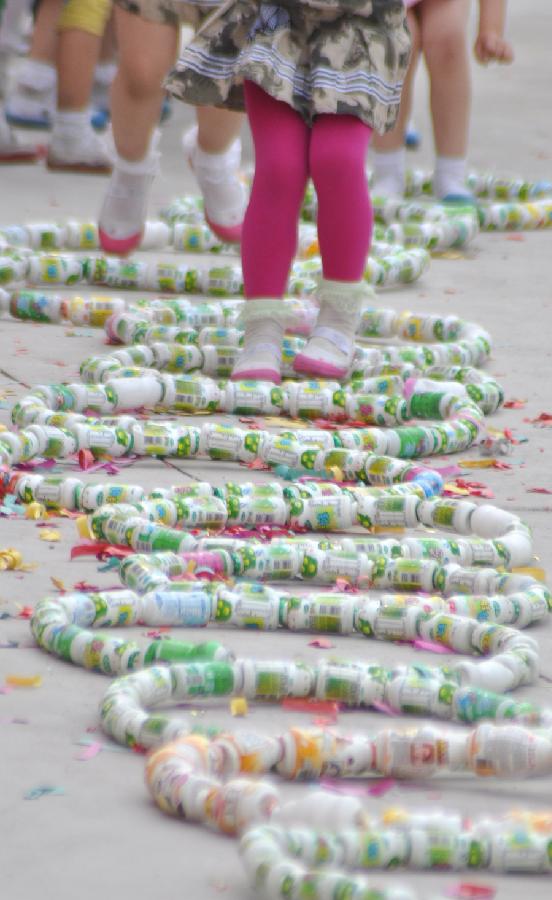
[244, 459, 271, 471]
[505, 233, 525, 242]
[445, 884, 496, 899]
[17, 606, 33, 619]
[527, 487, 552, 495]
[445, 478, 494, 499]
[366, 777, 397, 797]
[70, 541, 133, 561]
[503, 399, 527, 409]
[312, 716, 338, 727]
[308, 638, 335, 649]
[78, 449, 95, 470]
[526, 412, 552, 425]
[282, 698, 341, 715]
[73, 581, 101, 592]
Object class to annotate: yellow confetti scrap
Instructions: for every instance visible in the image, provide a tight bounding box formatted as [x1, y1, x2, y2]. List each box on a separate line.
[458, 459, 499, 469]
[0, 549, 24, 570]
[512, 567, 547, 583]
[39, 529, 61, 542]
[50, 577, 67, 592]
[76, 516, 92, 539]
[433, 250, 466, 260]
[230, 697, 248, 717]
[264, 417, 308, 428]
[5, 674, 42, 687]
[25, 502, 46, 520]
[443, 482, 470, 495]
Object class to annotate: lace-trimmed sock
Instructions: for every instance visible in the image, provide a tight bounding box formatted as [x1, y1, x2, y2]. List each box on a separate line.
[293, 279, 373, 380]
[98, 134, 159, 254]
[230, 300, 285, 384]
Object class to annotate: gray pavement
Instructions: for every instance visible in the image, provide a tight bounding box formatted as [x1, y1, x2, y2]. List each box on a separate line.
[1, 3, 552, 899]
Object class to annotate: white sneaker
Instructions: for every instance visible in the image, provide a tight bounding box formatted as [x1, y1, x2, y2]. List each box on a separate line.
[5, 83, 55, 129]
[0, 111, 40, 163]
[47, 124, 112, 173]
[98, 138, 159, 255]
[183, 125, 246, 243]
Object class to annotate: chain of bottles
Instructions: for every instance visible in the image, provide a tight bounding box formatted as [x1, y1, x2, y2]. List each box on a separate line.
[1, 182, 551, 896]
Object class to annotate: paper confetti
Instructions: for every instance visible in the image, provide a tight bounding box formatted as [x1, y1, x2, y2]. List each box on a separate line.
[24, 785, 65, 800]
[39, 529, 61, 542]
[308, 638, 335, 649]
[230, 697, 248, 717]
[25, 502, 46, 520]
[5, 674, 42, 687]
[50, 577, 66, 592]
[503, 399, 527, 409]
[0, 549, 24, 570]
[282, 699, 340, 715]
[444, 884, 496, 899]
[75, 741, 104, 761]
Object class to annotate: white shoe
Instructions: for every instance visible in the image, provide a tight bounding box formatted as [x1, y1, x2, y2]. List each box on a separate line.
[47, 124, 112, 173]
[183, 125, 246, 243]
[98, 137, 159, 255]
[0, 111, 40, 163]
[5, 83, 55, 129]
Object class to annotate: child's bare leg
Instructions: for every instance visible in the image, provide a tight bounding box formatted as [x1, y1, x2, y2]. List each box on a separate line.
[371, 8, 421, 197]
[184, 105, 246, 242]
[98, 8, 175, 252]
[111, 7, 175, 162]
[421, 0, 472, 199]
[4, 0, 62, 127]
[196, 106, 243, 154]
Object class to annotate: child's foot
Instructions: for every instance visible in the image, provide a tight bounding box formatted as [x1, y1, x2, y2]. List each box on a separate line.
[293, 280, 371, 380]
[371, 148, 406, 200]
[0, 113, 41, 163]
[4, 60, 56, 129]
[231, 300, 285, 384]
[434, 155, 475, 204]
[183, 125, 246, 243]
[47, 114, 112, 173]
[98, 138, 159, 255]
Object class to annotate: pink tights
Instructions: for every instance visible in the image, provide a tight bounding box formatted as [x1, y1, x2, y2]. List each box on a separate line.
[242, 80, 373, 298]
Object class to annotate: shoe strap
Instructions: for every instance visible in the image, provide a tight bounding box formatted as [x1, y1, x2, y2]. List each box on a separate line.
[311, 325, 352, 355]
[242, 341, 281, 358]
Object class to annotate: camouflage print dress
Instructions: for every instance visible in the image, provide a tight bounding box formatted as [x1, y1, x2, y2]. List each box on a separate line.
[165, 0, 412, 133]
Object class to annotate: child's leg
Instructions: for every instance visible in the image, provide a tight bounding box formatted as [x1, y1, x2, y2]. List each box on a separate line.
[371, 7, 421, 198]
[98, 6, 175, 253]
[48, 0, 113, 173]
[231, 79, 310, 383]
[420, 0, 472, 200]
[294, 114, 373, 379]
[184, 105, 246, 243]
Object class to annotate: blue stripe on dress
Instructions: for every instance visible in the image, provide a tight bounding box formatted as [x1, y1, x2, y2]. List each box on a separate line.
[179, 43, 404, 104]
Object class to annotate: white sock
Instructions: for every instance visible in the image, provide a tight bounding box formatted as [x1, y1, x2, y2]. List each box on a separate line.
[94, 62, 117, 87]
[53, 109, 89, 136]
[231, 301, 284, 382]
[183, 125, 245, 228]
[0, 0, 27, 53]
[296, 280, 373, 376]
[99, 137, 159, 240]
[434, 156, 469, 200]
[17, 58, 56, 91]
[372, 148, 406, 199]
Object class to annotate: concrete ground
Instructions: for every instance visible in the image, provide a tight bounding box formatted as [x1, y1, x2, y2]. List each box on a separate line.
[1, 2, 552, 898]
